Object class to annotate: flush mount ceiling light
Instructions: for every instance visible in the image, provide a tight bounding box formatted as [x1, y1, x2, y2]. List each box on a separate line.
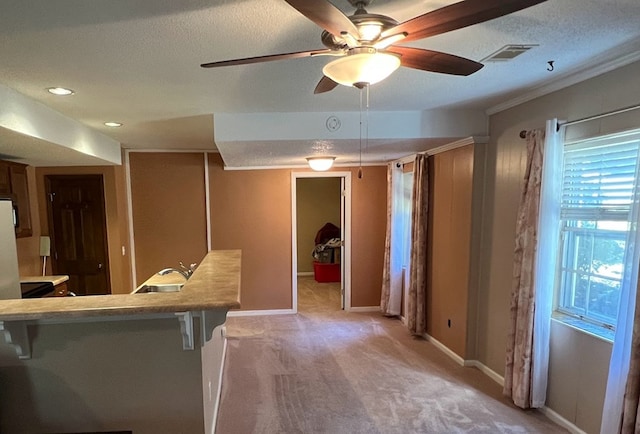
[322, 48, 401, 88]
[46, 87, 74, 96]
[104, 121, 123, 127]
[307, 156, 336, 171]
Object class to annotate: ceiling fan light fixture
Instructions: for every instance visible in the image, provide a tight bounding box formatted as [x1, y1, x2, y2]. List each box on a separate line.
[358, 22, 383, 41]
[307, 156, 336, 171]
[322, 48, 400, 87]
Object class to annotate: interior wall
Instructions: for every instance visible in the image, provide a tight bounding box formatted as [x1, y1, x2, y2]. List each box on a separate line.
[296, 178, 341, 274]
[208, 154, 292, 310]
[128, 152, 207, 287]
[34, 165, 131, 294]
[482, 59, 640, 433]
[427, 145, 474, 358]
[350, 165, 387, 308]
[208, 154, 386, 310]
[0, 318, 205, 434]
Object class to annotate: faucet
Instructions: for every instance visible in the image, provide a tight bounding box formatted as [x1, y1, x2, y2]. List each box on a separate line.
[157, 262, 197, 280]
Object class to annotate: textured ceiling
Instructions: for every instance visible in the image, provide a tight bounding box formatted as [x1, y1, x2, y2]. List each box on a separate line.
[1, 0, 640, 167]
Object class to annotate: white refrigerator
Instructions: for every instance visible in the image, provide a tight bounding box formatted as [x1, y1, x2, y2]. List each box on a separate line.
[0, 198, 21, 300]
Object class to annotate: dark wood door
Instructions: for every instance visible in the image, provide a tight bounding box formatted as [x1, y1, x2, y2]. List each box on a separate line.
[46, 175, 111, 295]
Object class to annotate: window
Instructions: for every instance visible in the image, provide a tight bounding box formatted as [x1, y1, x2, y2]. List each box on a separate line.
[557, 131, 640, 331]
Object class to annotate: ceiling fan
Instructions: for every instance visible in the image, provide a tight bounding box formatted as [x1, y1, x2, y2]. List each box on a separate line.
[201, 0, 547, 94]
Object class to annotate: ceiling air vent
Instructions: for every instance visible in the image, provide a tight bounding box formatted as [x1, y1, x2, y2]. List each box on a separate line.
[482, 45, 538, 62]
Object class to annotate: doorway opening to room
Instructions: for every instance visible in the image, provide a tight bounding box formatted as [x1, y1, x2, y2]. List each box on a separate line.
[292, 172, 351, 313]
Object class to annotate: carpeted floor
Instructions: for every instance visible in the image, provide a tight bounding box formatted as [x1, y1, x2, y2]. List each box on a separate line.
[216, 277, 566, 433]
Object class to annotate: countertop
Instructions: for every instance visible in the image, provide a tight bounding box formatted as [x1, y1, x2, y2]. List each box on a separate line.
[20, 275, 69, 286]
[0, 250, 241, 321]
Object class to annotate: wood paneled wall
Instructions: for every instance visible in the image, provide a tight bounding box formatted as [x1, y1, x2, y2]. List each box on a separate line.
[427, 144, 474, 358]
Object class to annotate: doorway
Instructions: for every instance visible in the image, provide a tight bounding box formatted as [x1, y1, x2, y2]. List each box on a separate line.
[45, 175, 111, 295]
[291, 172, 352, 312]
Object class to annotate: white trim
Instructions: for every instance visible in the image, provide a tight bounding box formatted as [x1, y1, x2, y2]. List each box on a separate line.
[394, 136, 490, 165]
[291, 171, 352, 312]
[225, 163, 386, 171]
[348, 306, 381, 313]
[486, 42, 640, 115]
[423, 333, 465, 366]
[204, 152, 212, 252]
[122, 148, 219, 153]
[227, 309, 296, 317]
[211, 331, 227, 434]
[297, 271, 314, 277]
[539, 406, 587, 434]
[464, 360, 505, 387]
[124, 150, 138, 290]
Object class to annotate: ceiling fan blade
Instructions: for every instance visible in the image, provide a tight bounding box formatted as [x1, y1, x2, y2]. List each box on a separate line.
[388, 46, 483, 76]
[283, 0, 360, 37]
[382, 0, 547, 43]
[201, 49, 333, 68]
[314, 76, 339, 94]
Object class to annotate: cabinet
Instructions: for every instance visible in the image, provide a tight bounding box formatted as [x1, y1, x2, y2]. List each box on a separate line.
[0, 160, 32, 238]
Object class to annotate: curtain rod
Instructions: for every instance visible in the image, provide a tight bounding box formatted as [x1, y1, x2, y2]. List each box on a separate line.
[519, 102, 640, 139]
[558, 103, 640, 129]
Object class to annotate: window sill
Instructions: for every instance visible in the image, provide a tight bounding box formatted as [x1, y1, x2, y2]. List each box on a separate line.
[551, 312, 615, 343]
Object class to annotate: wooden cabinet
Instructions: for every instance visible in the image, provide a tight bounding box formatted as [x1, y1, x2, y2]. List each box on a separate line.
[53, 282, 69, 297]
[0, 162, 11, 194]
[0, 160, 32, 238]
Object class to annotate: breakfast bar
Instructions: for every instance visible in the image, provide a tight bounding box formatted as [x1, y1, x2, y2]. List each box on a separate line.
[0, 250, 241, 434]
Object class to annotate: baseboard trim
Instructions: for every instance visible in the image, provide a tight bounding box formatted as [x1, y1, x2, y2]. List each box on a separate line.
[227, 309, 296, 317]
[348, 306, 381, 313]
[430, 351, 584, 434]
[539, 406, 587, 434]
[296, 271, 314, 277]
[464, 360, 505, 387]
[423, 333, 465, 366]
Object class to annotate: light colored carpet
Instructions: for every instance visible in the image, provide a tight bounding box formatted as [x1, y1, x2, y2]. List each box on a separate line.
[216, 278, 566, 433]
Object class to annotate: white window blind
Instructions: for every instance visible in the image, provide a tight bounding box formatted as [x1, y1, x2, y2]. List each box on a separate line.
[562, 132, 640, 221]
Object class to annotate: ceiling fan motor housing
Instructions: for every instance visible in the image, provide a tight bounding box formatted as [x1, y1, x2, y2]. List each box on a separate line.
[321, 12, 398, 49]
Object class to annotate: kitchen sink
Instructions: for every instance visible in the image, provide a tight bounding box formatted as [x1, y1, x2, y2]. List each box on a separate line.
[133, 283, 183, 294]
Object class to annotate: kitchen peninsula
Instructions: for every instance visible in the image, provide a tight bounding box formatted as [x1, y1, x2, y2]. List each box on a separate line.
[0, 250, 241, 434]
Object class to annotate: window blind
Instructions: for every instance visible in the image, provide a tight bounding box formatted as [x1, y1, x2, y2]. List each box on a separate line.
[561, 134, 640, 221]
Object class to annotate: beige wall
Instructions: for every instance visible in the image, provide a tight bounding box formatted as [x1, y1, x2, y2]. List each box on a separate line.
[482, 60, 640, 432]
[209, 154, 386, 310]
[427, 145, 474, 358]
[129, 152, 208, 287]
[296, 177, 341, 273]
[350, 165, 387, 307]
[0, 318, 207, 434]
[209, 154, 293, 310]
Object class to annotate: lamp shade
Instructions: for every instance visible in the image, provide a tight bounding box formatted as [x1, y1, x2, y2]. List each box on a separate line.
[322, 49, 401, 87]
[307, 156, 335, 171]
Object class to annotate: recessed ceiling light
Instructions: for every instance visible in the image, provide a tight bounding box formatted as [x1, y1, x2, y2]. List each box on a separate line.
[104, 122, 123, 127]
[46, 87, 74, 96]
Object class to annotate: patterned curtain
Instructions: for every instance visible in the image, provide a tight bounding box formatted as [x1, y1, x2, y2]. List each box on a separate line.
[407, 154, 428, 335]
[504, 129, 548, 409]
[381, 164, 398, 315]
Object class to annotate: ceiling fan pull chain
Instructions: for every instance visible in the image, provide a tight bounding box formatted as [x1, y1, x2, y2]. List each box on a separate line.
[365, 84, 370, 154]
[358, 86, 364, 179]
